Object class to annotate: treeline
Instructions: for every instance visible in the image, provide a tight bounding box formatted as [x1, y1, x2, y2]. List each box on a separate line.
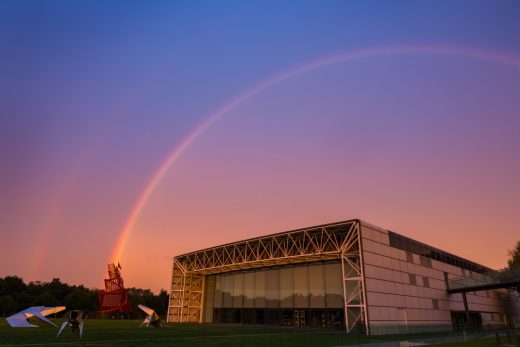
[0, 276, 168, 318]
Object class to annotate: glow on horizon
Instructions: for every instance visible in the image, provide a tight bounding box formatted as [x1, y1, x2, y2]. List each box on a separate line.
[109, 44, 520, 264]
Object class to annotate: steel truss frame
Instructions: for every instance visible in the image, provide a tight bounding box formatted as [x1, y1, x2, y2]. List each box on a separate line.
[167, 219, 369, 334]
[167, 260, 204, 323]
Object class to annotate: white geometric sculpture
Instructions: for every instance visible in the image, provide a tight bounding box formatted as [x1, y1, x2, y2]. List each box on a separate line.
[138, 304, 162, 328]
[57, 310, 84, 338]
[6, 306, 66, 328]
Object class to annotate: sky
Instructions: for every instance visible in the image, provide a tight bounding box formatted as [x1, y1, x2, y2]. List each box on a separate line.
[1, 0, 520, 293]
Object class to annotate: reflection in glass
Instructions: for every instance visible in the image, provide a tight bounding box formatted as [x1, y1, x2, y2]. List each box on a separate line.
[266, 269, 280, 308]
[254, 270, 266, 308]
[324, 262, 343, 308]
[204, 275, 216, 322]
[280, 267, 294, 308]
[204, 261, 346, 327]
[294, 266, 309, 308]
[222, 274, 233, 307]
[243, 272, 255, 308]
[309, 264, 325, 308]
[233, 272, 244, 308]
[214, 275, 222, 308]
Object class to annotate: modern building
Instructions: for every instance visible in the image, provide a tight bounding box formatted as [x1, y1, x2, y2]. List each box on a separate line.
[167, 219, 520, 334]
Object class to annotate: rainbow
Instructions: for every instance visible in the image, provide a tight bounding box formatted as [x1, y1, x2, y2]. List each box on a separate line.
[110, 44, 520, 263]
[28, 110, 129, 280]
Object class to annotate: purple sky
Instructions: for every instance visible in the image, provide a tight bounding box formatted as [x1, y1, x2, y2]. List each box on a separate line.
[1, 1, 520, 292]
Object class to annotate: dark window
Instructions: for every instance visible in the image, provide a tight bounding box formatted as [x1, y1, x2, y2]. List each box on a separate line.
[423, 276, 430, 288]
[432, 299, 439, 310]
[406, 252, 414, 263]
[420, 256, 432, 268]
[388, 231, 489, 274]
[409, 273, 417, 286]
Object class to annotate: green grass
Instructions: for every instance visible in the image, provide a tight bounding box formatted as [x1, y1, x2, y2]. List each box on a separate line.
[0, 320, 354, 346]
[0, 319, 510, 346]
[431, 338, 502, 347]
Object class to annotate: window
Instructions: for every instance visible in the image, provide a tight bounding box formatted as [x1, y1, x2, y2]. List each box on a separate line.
[280, 267, 294, 308]
[233, 272, 244, 308]
[432, 299, 439, 310]
[388, 231, 488, 274]
[420, 256, 432, 268]
[423, 276, 429, 288]
[293, 266, 309, 308]
[266, 269, 280, 308]
[254, 270, 266, 308]
[309, 264, 325, 308]
[409, 273, 417, 286]
[204, 276, 216, 322]
[214, 275, 222, 308]
[244, 272, 255, 308]
[406, 252, 414, 263]
[324, 262, 343, 308]
[206, 262, 346, 327]
[222, 274, 234, 307]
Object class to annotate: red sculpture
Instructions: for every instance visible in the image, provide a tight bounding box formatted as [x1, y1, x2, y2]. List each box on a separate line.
[97, 263, 132, 312]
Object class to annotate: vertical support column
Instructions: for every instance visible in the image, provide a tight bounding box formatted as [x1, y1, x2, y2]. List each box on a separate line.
[168, 259, 186, 322]
[199, 275, 206, 323]
[166, 259, 174, 322]
[168, 258, 204, 323]
[341, 222, 369, 335]
[462, 292, 470, 328]
[185, 273, 204, 322]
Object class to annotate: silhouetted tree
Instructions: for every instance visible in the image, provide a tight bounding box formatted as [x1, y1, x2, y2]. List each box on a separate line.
[35, 292, 58, 307]
[44, 278, 69, 302]
[0, 276, 167, 316]
[64, 287, 97, 310]
[0, 276, 26, 296]
[0, 295, 16, 316]
[154, 290, 169, 316]
[507, 240, 520, 269]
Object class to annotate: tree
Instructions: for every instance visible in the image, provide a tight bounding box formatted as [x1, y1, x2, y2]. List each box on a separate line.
[153, 290, 169, 316]
[507, 240, 520, 269]
[0, 276, 166, 316]
[35, 292, 58, 307]
[0, 295, 16, 317]
[44, 278, 70, 302]
[0, 276, 26, 296]
[64, 287, 97, 310]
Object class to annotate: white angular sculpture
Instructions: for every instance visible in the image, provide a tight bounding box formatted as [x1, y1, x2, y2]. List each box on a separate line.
[57, 310, 84, 338]
[138, 304, 162, 328]
[6, 306, 66, 328]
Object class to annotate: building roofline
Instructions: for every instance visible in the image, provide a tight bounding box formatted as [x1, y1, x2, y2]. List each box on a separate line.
[175, 218, 360, 258]
[174, 218, 494, 272]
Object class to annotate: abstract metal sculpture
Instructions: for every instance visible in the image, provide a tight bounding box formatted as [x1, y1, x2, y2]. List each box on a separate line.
[138, 304, 162, 328]
[97, 262, 132, 312]
[57, 310, 84, 338]
[6, 306, 66, 328]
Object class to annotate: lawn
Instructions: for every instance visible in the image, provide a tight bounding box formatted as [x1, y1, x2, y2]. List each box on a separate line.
[0, 319, 509, 347]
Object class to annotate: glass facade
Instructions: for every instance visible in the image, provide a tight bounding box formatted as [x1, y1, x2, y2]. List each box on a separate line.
[204, 261, 344, 329]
